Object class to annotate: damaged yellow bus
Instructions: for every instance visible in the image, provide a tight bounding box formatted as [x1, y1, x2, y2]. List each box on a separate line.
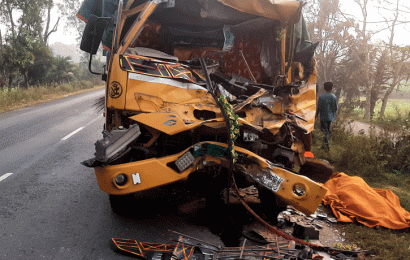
[79, 0, 327, 221]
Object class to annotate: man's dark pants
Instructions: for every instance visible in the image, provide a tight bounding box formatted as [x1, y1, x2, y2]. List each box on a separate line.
[320, 120, 332, 149]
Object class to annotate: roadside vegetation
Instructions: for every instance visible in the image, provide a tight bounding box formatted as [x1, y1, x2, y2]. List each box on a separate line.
[313, 102, 410, 260]
[0, 80, 101, 113]
[0, 0, 104, 113]
[0, 52, 104, 113]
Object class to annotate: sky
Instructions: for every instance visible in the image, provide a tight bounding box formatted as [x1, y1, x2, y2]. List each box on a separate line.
[45, 0, 410, 46]
[49, 26, 79, 45]
[341, 0, 410, 46]
[1, 1, 409, 47]
[48, 7, 80, 45]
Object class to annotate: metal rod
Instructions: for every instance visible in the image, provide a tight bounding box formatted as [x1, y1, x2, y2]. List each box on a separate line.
[169, 240, 218, 252]
[217, 251, 294, 259]
[239, 239, 246, 259]
[239, 50, 257, 83]
[118, 1, 158, 54]
[168, 230, 220, 249]
[218, 248, 294, 253]
[275, 237, 280, 258]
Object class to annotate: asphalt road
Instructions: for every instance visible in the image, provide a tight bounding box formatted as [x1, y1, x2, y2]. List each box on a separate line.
[0, 89, 222, 260]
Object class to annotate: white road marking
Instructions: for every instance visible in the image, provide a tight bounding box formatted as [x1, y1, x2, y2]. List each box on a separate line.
[84, 114, 103, 127]
[0, 173, 13, 182]
[61, 127, 84, 141]
[60, 115, 103, 141]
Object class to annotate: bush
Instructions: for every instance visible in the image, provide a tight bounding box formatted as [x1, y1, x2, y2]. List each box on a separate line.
[0, 80, 100, 112]
[313, 113, 410, 182]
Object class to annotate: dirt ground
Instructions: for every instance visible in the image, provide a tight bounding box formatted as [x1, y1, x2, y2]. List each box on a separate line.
[343, 120, 384, 136]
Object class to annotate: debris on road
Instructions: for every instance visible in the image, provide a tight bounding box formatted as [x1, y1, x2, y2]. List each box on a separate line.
[111, 229, 370, 260]
[293, 223, 320, 240]
[111, 231, 312, 260]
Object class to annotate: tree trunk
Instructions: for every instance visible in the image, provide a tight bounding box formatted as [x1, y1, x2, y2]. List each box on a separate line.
[43, 3, 60, 45]
[379, 83, 397, 119]
[8, 74, 13, 89]
[378, 0, 401, 120]
[379, 95, 388, 119]
[5, 0, 16, 37]
[370, 88, 378, 119]
[23, 71, 29, 89]
[335, 87, 342, 100]
[364, 88, 372, 121]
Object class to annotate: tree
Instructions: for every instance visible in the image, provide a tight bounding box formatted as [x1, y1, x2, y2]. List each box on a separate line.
[0, 0, 68, 88]
[348, 0, 376, 121]
[2, 35, 36, 88]
[304, 0, 357, 97]
[43, 0, 61, 44]
[376, 0, 410, 119]
[305, 0, 410, 120]
[27, 40, 54, 85]
[57, 0, 85, 41]
[47, 56, 75, 83]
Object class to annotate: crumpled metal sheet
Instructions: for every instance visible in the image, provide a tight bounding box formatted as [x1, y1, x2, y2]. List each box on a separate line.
[217, 0, 302, 22]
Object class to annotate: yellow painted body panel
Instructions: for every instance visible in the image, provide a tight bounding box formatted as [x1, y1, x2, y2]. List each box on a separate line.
[111, 53, 317, 137]
[228, 143, 327, 215]
[129, 112, 199, 135]
[106, 54, 128, 110]
[95, 141, 327, 215]
[95, 154, 192, 195]
[123, 81, 316, 136]
[288, 81, 317, 132]
[125, 75, 215, 112]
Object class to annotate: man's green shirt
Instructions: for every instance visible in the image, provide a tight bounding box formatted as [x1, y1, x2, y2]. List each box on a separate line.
[316, 92, 338, 122]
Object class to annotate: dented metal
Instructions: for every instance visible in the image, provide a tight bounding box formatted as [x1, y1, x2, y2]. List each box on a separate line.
[80, 0, 325, 218]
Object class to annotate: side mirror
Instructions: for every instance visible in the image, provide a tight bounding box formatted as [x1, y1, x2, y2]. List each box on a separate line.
[80, 15, 110, 54]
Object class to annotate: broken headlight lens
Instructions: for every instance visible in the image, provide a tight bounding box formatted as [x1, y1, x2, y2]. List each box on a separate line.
[95, 124, 141, 163]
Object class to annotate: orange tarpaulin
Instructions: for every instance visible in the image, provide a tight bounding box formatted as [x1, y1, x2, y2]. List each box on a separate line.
[323, 172, 410, 229]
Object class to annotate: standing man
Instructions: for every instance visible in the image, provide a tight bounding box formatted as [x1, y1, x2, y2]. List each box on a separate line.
[316, 81, 338, 150]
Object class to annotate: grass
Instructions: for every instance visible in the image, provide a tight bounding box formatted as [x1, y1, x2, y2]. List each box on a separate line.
[348, 98, 410, 122]
[372, 99, 410, 119]
[398, 82, 410, 93]
[0, 81, 103, 113]
[312, 116, 410, 259]
[340, 225, 410, 259]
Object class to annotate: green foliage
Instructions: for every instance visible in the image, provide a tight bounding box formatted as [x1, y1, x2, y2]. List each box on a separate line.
[46, 56, 76, 83]
[375, 100, 410, 124]
[0, 81, 97, 112]
[314, 114, 410, 180]
[0, 35, 99, 89]
[0, 0, 85, 88]
[27, 40, 55, 85]
[0, 35, 36, 87]
[218, 95, 240, 162]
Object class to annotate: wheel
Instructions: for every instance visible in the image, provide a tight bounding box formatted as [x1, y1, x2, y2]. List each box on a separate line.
[109, 194, 139, 217]
[258, 188, 287, 225]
